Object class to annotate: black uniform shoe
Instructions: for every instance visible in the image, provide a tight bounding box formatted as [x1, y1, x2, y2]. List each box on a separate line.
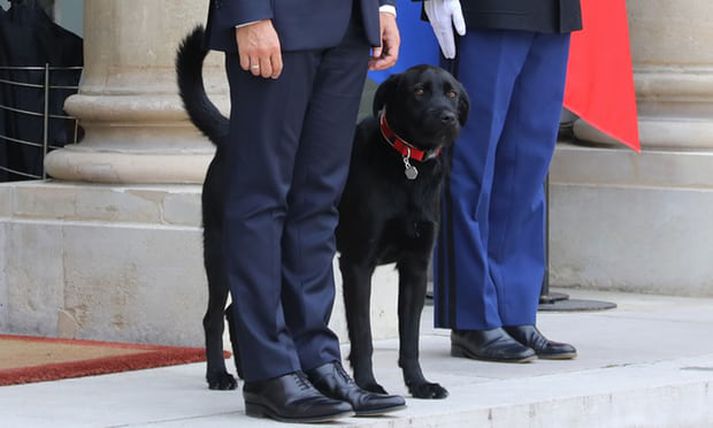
[243, 371, 354, 423]
[504, 325, 577, 360]
[306, 362, 406, 417]
[451, 328, 537, 363]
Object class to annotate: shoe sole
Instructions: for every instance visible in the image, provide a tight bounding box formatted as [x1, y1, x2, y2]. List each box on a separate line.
[355, 404, 407, 417]
[245, 401, 355, 423]
[451, 344, 537, 364]
[538, 352, 578, 360]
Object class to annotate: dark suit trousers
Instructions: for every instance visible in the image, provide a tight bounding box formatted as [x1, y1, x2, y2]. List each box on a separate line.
[223, 13, 371, 382]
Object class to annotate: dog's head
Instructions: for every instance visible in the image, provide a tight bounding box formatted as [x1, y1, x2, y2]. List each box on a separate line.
[373, 65, 469, 151]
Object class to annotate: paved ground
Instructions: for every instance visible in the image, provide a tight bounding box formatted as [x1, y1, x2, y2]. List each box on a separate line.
[2, 289, 713, 427]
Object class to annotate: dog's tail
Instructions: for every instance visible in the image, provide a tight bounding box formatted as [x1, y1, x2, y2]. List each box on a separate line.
[176, 25, 229, 146]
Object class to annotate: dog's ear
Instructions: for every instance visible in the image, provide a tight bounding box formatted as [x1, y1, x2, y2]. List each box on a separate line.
[372, 74, 401, 117]
[456, 82, 471, 127]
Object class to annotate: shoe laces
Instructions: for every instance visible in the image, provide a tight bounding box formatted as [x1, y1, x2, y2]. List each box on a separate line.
[294, 372, 316, 392]
[334, 363, 356, 386]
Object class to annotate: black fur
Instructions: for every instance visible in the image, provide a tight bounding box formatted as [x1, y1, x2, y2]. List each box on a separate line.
[176, 26, 239, 391]
[338, 65, 468, 399]
[176, 26, 229, 146]
[176, 26, 469, 398]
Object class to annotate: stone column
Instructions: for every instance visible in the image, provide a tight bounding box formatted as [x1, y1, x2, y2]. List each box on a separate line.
[1, 1, 228, 344]
[573, 0, 713, 149]
[44, 0, 227, 184]
[550, 0, 713, 296]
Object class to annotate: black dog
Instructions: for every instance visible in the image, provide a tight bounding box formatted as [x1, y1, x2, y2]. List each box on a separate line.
[176, 27, 469, 397]
[176, 27, 241, 391]
[337, 66, 468, 399]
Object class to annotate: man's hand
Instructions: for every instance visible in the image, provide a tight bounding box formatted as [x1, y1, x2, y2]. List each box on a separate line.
[236, 20, 283, 79]
[425, 0, 466, 59]
[369, 12, 400, 71]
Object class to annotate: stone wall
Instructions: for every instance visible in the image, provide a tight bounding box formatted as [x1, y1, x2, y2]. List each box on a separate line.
[0, 182, 399, 346]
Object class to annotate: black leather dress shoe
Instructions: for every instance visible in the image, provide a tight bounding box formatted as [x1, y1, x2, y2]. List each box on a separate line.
[243, 371, 354, 423]
[504, 325, 577, 360]
[451, 328, 537, 363]
[306, 362, 406, 416]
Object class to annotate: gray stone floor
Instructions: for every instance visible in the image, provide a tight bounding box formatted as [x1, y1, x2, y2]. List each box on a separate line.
[2, 289, 713, 427]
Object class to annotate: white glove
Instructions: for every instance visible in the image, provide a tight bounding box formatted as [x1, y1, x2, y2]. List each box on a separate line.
[425, 0, 467, 59]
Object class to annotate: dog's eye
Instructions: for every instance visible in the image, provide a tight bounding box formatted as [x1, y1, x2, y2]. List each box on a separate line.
[446, 90, 458, 99]
[414, 87, 425, 96]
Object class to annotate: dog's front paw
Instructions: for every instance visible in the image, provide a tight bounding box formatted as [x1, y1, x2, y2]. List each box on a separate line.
[408, 381, 448, 399]
[207, 371, 238, 391]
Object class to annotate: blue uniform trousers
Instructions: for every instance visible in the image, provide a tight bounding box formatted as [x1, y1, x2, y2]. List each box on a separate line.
[434, 30, 571, 330]
[223, 15, 370, 382]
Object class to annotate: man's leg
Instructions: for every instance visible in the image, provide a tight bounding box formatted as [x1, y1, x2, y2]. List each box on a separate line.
[433, 30, 530, 330]
[487, 33, 571, 327]
[280, 17, 371, 371]
[277, 15, 408, 415]
[486, 32, 577, 360]
[223, 50, 319, 382]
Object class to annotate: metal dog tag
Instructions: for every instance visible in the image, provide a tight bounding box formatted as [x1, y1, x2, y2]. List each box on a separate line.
[403, 157, 419, 180]
[405, 165, 419, 180]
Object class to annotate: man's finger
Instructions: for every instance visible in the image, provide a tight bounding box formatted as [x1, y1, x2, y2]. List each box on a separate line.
[370, 58, 386, 71]
[270, 51, 283, 79]
[382, 37, 399, 68]
[370, 47, 398, 71]
[369, 55, 387, 71]
[370, 60, 389, 71]
[249, 56, 261, 76]
[372, 45, 383, 60]
[381, 53, 397, 69]
[369, 46, 391, 70]
[237, 27, 250, 71]
[259, 55, 273, 79]
[239, 53, 251, 71]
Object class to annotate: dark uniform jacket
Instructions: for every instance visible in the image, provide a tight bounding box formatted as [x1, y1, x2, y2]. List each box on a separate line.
[205, 0, 396, 53]
[420, 0, 582, 34]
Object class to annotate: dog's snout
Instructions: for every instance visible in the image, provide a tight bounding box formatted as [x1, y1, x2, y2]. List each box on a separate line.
[440, 111, 457, 125]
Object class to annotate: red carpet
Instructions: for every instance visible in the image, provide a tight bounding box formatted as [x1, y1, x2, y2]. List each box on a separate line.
[0, 334, 223, 386]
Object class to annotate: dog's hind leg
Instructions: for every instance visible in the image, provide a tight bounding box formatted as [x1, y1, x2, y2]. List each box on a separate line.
[203, 227, 238, 391]
[224, 302, 244, 379]
[397, 255, 448, 399]
[340, 257, 388, 394]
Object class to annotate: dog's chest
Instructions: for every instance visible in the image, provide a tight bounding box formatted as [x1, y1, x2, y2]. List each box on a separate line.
[394, 201, 436, 238]
[387, 172, 441, 233]
[377, 212, 436, 265]
[400, 210, 431, 238]
[383, 191, 438, 242]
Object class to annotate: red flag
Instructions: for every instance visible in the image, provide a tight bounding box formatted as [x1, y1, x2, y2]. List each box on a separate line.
[564, 0, 640, 152]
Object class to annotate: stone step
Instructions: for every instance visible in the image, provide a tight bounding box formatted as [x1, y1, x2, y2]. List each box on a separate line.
[2, 290, 713, 427]
[549, 142, 713, 297]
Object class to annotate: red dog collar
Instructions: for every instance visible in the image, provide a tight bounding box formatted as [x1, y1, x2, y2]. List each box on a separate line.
[379, 110, 442, 162]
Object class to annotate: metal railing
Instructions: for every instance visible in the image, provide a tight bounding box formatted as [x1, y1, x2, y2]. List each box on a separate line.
[0, 64, 82, 180]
